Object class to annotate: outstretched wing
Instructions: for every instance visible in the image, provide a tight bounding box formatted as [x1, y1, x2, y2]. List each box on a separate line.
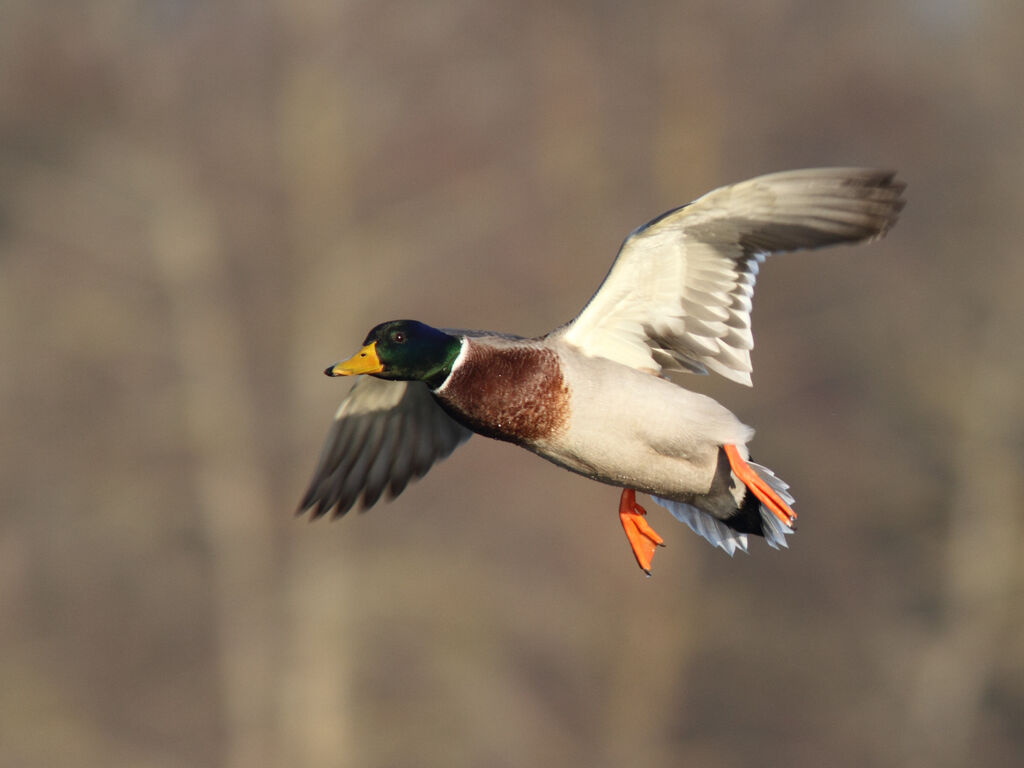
[557, 168, 906, 385]
[298, 377, 472, 518]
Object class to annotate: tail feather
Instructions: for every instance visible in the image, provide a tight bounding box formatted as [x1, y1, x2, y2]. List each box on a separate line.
[652, 495, 751, 556]
[748, 460, 797, 550]
[651, 455, 797, 554]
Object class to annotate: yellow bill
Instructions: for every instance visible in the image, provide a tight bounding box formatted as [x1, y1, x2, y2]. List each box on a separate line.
[325, 342, 384, 376]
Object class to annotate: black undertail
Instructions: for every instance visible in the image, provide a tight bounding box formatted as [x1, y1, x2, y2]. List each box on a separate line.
[725, 480, 766, 536]
[710, 447, 765, 537]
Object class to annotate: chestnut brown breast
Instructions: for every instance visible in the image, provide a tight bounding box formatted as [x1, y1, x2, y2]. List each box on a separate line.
[436, 343, 570, 445]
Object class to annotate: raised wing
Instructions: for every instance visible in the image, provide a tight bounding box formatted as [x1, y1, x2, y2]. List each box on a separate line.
[557, 168, 906, 385]
[298, 377, 471, 518]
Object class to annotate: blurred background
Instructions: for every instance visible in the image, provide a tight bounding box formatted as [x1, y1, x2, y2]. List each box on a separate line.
[2, 1, 1022, 766]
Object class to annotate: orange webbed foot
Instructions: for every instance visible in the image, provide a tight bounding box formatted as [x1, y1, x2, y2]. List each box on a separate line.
[723, 443, 797, 528]
[618, 488, 665, 575]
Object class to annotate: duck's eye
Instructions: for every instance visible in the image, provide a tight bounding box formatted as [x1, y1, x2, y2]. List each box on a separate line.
[392, 332, 406, 344]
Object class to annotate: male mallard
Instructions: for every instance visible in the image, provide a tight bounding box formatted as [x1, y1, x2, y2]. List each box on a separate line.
[299, 168, 905, 573]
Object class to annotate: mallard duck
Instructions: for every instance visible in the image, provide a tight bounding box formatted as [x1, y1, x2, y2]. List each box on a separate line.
[298, 168, 905, 573]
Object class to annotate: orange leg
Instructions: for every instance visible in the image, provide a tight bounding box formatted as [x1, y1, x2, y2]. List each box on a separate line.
[723, 444, 797, 527]
[618, 488, 665, 575]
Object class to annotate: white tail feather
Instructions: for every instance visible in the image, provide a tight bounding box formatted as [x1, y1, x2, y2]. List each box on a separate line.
[652, 495, 750, 556]
[652, 462, 796, 554]
[748, 461, 797, 549]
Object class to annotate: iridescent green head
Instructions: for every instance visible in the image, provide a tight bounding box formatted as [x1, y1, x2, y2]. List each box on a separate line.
[325, 320, 461, 388]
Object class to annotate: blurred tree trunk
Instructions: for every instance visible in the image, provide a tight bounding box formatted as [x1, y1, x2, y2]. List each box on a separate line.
[903, 305, 1022, 767]
[272, 3, 363, 762]
[902, 148, 1024, 766]
[149, 158, 283, 768]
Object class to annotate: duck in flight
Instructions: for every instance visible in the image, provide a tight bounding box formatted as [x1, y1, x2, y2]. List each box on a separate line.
[298, 168, 905, 574]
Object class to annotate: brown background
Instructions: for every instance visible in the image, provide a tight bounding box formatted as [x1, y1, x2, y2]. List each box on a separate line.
[2, 1, 1022, 766]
